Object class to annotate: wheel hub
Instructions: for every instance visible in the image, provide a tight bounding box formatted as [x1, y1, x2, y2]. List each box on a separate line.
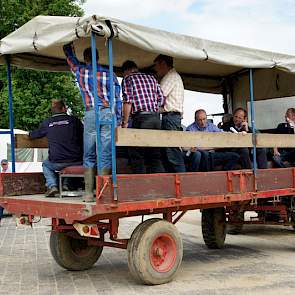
[150, 234, 176, 272]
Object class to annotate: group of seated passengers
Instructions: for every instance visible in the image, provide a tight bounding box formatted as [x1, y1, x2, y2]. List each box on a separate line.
[29, 98, 295, 199]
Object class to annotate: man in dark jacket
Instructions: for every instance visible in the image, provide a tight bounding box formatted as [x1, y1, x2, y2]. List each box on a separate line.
[273, 108, 295, 167]
[30, 99, 83, 197]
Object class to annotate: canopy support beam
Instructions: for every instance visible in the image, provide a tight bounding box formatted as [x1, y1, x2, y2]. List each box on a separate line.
[5, 55, 15, 172]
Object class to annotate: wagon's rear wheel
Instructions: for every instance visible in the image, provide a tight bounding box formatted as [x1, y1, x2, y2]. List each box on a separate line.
[128, 219, 183, 285]
[202, 207, 226, 249]
[50, 231, 103, 271]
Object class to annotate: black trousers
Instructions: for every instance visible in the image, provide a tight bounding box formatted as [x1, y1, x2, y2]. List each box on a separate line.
[129, 113, 165, 174]
[230, 148, 268, 169]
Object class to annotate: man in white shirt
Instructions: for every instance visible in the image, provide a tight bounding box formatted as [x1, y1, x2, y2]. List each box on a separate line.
[154, 54, 186, 172]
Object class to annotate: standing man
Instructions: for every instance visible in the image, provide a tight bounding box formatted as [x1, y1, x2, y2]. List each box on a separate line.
[121, 60, 165, 173]
[63, 43, 122, 202]
[222, 108, 268, 169]
[0, 159, 10, 173]
[30, 99, 83, 197]
[153, 54, 186, 172]
[0, 159, 10, 225]
[186, 109, 240, 171]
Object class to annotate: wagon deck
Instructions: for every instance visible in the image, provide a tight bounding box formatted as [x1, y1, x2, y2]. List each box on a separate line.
[1, 168, 295, 223]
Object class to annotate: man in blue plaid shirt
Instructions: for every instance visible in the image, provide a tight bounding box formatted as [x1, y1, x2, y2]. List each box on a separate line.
[64, 43, 122, 202]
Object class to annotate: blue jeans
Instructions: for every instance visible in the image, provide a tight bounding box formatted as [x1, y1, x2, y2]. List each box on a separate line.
[0, 207, 3, 220]
[43, 159, 82, 188]
[184, 151, 202, 171]
[161, 113, 186, 172]
[83, 107, 112, 169]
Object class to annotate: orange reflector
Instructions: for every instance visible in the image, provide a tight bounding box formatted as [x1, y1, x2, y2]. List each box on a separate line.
[82, 225, 90, 233]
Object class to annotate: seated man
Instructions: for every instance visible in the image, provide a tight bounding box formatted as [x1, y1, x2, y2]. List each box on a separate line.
[273, 108, 295, 167]
[222, 108, 268, 169]
[29, 99, 83, 197]
[185, 109, 240, 171]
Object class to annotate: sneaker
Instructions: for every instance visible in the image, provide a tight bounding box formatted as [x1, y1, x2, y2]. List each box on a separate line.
[45, 186, 59, 198]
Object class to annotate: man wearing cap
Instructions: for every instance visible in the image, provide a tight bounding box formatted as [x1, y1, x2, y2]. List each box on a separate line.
[153, 54, 186, 172]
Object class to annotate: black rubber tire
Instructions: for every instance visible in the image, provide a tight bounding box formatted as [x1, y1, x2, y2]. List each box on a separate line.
[128, 220, 183, 285]
[127, 218, 162, 282]
[202, 207, 226, 249]
[50, 231, 103, 271]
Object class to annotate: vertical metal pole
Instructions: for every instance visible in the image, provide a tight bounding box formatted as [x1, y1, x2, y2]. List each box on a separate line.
[249, 68, 257, 176]
[5, 55, 16, 173]
[91, 31, 102, 175]
[107, 38, 118, 201]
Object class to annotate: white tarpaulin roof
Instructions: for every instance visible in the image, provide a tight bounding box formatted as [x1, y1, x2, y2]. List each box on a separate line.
[1, 15, 295, 96]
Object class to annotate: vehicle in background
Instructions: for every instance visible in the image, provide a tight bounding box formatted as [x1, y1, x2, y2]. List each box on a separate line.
[0, 129, 46, 172]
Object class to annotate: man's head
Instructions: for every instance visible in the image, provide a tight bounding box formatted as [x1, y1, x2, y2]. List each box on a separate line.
[233, 108, 247, 127]
[83, 48, 99, 64]
[122, 60, 138, 77]
[285, 108, 295, 123]
[1, 159, 8, 172]
[222, 113, 233, 124]
[195, 109, 207, 128]
[51, 99, 66, 114]
[153, 54, 173, 79]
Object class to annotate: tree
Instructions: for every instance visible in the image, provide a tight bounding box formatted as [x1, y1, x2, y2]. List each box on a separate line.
[0, 0, 85, 130]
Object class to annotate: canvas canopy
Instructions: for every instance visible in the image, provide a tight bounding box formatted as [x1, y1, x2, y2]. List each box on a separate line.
[1, 15, 295, 105]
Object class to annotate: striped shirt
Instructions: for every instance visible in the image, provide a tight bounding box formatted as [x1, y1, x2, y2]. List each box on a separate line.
[63, 44, 121, 113]
[122, 72, 165, 114]
[160, 68, 184, 114]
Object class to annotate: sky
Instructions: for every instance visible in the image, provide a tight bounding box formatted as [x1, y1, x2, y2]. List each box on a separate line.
[82, 0, 295, 126]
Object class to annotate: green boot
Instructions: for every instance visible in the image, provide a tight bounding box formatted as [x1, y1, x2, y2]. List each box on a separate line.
[101, 167, 112, 175]
[83, 167, 95, 202]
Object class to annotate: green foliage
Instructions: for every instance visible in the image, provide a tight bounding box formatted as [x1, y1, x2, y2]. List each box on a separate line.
[0, 0, 86, 130]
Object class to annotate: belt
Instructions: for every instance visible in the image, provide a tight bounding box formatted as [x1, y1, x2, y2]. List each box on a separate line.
[85, 106, 93, 111]
[133, 111, 158, 115]
[161, 111, 181, 116]
[85, 106, 110, 111]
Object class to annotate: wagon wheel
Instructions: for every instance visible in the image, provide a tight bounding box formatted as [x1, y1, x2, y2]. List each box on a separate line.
[227, 211, 244, 235]
[127, 219, 183, 285]
[127, 218, 162, 281]
[202, 207, 226, 249]
[50, 231, 103, 271]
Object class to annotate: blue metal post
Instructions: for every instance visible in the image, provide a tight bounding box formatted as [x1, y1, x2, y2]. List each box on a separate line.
[249, 68, 257, 175]
[107, 38, 118, 201]
[5, 55, 16, 173]
[91, 32, 102, 175]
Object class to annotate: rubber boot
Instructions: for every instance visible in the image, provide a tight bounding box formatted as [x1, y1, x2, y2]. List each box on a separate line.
[101, 167, 112, 175]
[83, 167, 95, 202]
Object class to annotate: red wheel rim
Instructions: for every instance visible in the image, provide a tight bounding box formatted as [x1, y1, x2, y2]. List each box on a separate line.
[149, 233, 177, 272]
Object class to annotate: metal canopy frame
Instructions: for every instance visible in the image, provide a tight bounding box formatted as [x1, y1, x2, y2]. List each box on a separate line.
[0, 55, 15, 172]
